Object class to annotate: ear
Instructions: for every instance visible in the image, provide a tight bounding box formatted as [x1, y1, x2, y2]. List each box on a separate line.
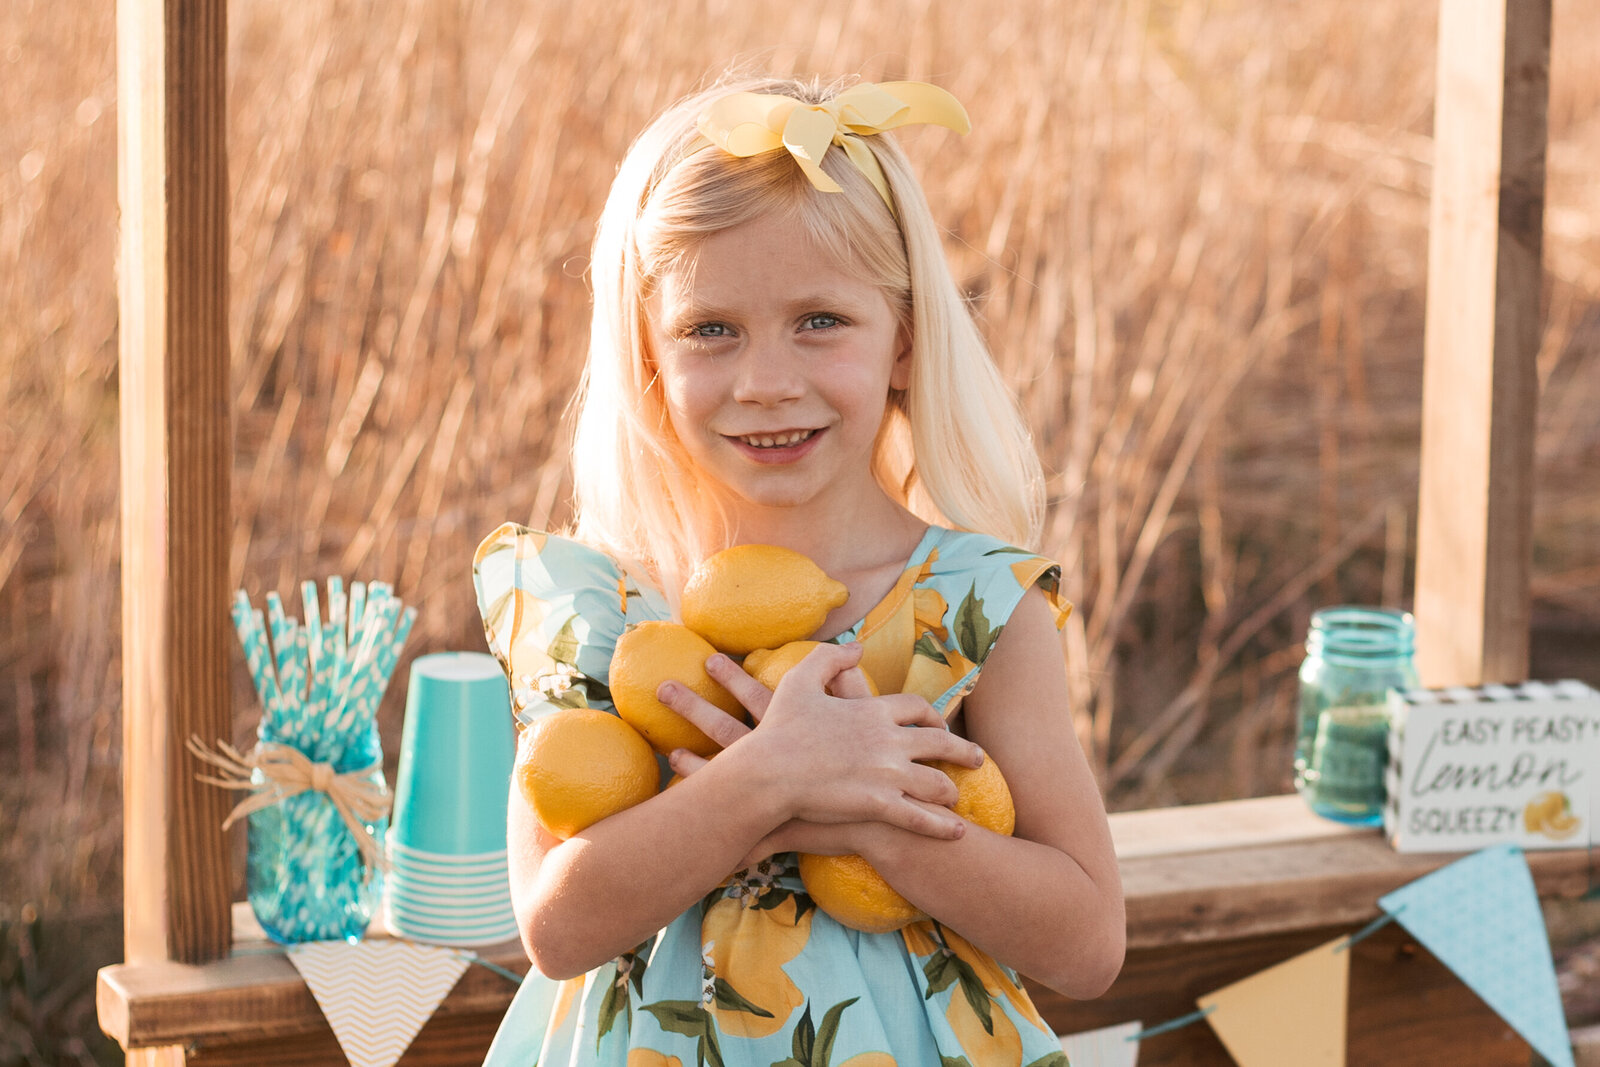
[889, 326, 913, 391]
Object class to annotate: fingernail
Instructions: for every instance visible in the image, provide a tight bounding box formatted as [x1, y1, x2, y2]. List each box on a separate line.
[706, 653, 730, 670]
[658, 681, 679, 700]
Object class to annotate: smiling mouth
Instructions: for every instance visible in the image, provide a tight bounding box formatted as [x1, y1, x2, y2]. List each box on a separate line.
[731, 429, 819, 449]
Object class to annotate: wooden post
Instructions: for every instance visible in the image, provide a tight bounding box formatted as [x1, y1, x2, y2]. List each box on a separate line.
[117, 0, 233, 983]
[1414, 0, 1549, 687]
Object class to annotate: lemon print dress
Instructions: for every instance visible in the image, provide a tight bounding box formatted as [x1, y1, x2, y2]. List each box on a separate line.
[473, 523, 1075, 1067]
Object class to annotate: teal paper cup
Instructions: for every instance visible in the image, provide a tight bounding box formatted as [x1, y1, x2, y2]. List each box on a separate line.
[390, 651, 514, 856]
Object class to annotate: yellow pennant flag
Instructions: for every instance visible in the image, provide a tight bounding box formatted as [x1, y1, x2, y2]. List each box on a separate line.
[1198, 936, 1350, 1067]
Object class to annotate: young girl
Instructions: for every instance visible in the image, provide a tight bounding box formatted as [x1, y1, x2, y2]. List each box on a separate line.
[473, 74, 1124, 1066]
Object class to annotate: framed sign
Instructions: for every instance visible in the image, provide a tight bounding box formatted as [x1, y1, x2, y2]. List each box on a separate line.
[1384, 680, 1600, 853]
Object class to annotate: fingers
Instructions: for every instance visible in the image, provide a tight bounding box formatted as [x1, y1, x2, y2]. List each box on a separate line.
[657, 680, 751, 749]
[703, 653, 773, 722]
[905, 761, 961, 809]
[668, 748, 711, 777]
[906, 722, 986, 769]
[884, 796, 968, 841]
[880, 693, 949, 731]
[784, 641, 865, 692]
[827, 665, 875, 700]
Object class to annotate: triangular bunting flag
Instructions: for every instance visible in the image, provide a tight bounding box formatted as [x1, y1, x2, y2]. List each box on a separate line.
[1379, 844, 1574, 1067]
[1198, 936, 1349, 1067]
[289, 940, 471, 1067]
[1058, 1019, 1142, 1066]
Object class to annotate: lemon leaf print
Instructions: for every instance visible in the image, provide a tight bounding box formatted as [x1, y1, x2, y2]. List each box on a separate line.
[953, 588, 999, 662]
[924, 950, 960, 996]
[480, 589, 514, 647]
[982, 546, 1034, 557]
[642, 1000, 709, 1037]
[913, 632, 950, 665]
[1023, 1053, 1070, 1067]
[940, 1057, 975, 1067]
[597, 976, 628, 1045]
[773, 998, 861, 1067]
[953, 955, 996, 1036]
[639, 1001, 724, 1067]
[597, 946, 650, 1044]
[813, 996, 858, 1067]
[710, 976, 775, 1018]
[550, 614, 580, 666]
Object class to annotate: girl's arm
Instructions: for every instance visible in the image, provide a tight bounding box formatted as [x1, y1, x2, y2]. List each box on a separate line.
[851, 588, 1125, 999]
[508, 642, 985, 980]
[666, 589, 1126, 1000]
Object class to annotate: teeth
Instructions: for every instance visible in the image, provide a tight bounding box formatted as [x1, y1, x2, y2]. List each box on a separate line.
[740, 430, 814, 448]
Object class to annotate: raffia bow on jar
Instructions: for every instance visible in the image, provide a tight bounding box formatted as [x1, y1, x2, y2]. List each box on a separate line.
[693, 80, 970, 210]
[187, 736, 391, 870]
[190, 578, 416, 944]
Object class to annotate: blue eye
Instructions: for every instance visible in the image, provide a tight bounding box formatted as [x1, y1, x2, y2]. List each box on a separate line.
[688, 322, 731, 338]
[802, 313, 841, 331]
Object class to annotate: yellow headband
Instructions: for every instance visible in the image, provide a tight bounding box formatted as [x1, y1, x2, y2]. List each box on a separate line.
[694, 81, 971, 210]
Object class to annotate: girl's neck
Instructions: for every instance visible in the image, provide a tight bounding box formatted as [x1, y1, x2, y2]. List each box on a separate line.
[701, 486, 928, 578]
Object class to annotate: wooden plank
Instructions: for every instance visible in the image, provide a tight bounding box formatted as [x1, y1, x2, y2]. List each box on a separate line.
[101, 800, 1597, 1052]
[116, 0, 234, 966]
[1414, 0, 1550, 687]
[1030, 922, 1533, 1066]
[99, 904, 531, 1050]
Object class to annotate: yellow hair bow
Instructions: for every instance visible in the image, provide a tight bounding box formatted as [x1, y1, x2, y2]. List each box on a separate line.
[695, 81, 971, 210]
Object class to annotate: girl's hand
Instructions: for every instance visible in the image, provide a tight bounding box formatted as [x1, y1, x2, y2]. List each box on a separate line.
[656, 643, 983, 840]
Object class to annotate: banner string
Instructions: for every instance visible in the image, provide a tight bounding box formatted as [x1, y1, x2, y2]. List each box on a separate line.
[1334, 907, 1403, 953]
[1124, 1005, 1215, 1042]
[1122, 906, 1406, 1042]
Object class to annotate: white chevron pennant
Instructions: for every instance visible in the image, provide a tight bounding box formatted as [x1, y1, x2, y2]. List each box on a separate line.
[289, 940, 471, 1067]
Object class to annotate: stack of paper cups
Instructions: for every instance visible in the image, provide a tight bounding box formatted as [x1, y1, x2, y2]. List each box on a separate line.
[385, 651, 518, 946]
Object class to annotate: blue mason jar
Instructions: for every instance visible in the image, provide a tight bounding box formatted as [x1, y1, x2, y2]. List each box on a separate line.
[246, 720, 388, 943]
[1293, 606, 1418, 825]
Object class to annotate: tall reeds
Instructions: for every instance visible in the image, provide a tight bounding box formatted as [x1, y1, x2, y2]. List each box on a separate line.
[4, 0, 1599, 923]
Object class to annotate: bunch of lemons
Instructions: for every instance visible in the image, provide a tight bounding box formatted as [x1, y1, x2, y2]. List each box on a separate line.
[515, 543, 1015, 934]
[517, 545, 847, 838]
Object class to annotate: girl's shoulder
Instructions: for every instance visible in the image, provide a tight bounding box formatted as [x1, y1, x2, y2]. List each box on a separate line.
[472, 524, 669, 722]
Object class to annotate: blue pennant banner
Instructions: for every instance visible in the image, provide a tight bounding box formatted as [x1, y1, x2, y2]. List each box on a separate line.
[1379, 844, 1573, 1067]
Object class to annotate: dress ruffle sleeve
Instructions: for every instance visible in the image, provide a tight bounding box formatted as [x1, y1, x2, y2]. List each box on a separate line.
[893, 531, 1071, 715]
[472, 522, 670, 726]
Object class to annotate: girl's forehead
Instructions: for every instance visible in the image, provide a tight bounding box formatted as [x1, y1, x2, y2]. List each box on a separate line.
[655, 214, 880, 302]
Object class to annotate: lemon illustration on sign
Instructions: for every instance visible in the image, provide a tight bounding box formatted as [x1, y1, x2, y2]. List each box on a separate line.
[743, 640, 880, 696]
[801, 756, 1016, 932]
[682, 545, 849, 655]
[517, 708, 659, 839]
[610, 621, 744, 757]
[1523, 790, 1580, 840]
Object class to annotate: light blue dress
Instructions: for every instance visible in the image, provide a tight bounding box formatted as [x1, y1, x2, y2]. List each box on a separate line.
[472, 524, 1074, 1067]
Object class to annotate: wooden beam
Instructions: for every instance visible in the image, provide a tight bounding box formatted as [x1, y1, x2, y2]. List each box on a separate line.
[100, 799, 1597, 1058]
[1414, 0, 1549, 686]
[117, 0, 233, 973]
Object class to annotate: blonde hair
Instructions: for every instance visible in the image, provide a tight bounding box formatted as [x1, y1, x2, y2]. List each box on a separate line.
[570, 74, 1044, 590]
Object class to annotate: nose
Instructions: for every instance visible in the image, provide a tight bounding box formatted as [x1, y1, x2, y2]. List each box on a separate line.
[731, 339, 805, 406]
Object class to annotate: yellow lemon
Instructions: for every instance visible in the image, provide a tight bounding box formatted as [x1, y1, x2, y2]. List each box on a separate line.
[798, 853, 927, 934]
[799, 757, 1015, 932]
[610, 621, 744, 757]
[928, 755, 1016, 835]
[743, 640, 880, 696]
[516, 708, 659, 839]
[682, 545, 849, 655]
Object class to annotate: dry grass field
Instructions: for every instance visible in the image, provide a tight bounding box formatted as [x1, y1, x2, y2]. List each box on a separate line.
[3, 0, 1600, 1060]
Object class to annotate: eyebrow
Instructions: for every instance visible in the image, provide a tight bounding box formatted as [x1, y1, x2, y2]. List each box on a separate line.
[665, 290, 867, 321]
